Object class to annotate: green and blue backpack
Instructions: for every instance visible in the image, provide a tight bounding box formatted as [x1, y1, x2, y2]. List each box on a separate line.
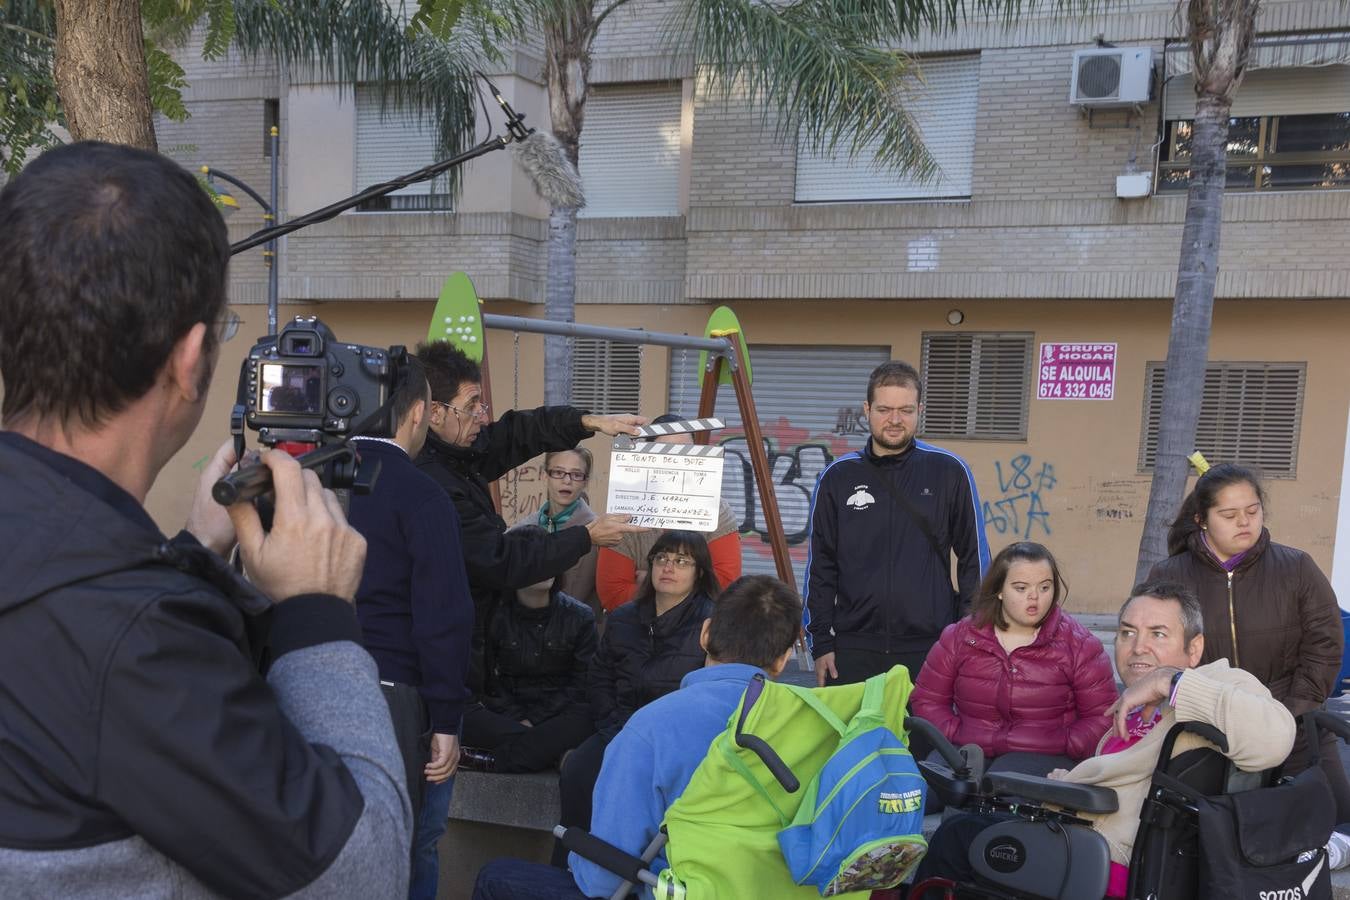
[655, 666, 928, 899]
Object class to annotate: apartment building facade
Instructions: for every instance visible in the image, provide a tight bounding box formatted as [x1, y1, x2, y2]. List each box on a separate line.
[150, 0, 1350, 612]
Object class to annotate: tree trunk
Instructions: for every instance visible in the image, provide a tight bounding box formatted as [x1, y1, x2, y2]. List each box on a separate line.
[545, 204, 580, 404]
[1134, 0, 1257, 582]
[1133, 95, 1233, 583]
[541, 7, 593, 407]
[53, 0, 156, 149]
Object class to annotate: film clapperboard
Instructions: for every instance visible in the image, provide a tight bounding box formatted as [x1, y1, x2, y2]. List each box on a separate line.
[606, 418, 725, 532]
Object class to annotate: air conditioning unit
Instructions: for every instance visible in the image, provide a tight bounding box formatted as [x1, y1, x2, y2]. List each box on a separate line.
[1070, 47, 1153, 107]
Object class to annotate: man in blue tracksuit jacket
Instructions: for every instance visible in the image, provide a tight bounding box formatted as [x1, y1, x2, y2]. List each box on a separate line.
[807, 360, 990, 690]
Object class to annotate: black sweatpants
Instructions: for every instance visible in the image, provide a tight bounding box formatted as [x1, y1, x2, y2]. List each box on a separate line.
[831, 644, 937, 765]
[461, 704, 595, 774]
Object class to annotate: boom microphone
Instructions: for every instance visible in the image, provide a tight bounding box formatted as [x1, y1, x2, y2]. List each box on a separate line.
[513, 131, 585, 210]
[477, 72, 585, 211]
[230, 72, 586, 256]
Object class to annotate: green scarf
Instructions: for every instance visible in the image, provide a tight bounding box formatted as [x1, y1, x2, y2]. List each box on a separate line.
[537, 498, 582, 533]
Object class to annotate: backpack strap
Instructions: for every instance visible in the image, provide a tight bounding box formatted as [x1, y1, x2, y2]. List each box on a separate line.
[780, 683, 849, 736]
[858, 672, 888, 722]
[717, 734, 791, 826]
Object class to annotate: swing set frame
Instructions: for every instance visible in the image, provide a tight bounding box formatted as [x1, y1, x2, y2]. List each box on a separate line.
[478, 313, 801, 607]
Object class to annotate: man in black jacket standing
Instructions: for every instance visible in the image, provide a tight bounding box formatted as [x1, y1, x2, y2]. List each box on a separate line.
[348, 356, 474, 900]
[806, 360, 990, 689]
[414, 342, 645, 682]
[0, 143, 410, 897]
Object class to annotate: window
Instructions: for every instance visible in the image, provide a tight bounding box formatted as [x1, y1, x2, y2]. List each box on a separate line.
[577, 83, 682, 217]
[1159, 113, 1350, 191]
[1138, 362, 1306, 477]
[794, 55, 981, 202]
[354, 86, 452, 212]
[571, 339, 641, 411]
[920, 332, 1032, 440]
[1160, 60, 1350, 192]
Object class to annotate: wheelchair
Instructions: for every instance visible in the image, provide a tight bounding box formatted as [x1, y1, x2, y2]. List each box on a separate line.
[909, 710, 1350, 900]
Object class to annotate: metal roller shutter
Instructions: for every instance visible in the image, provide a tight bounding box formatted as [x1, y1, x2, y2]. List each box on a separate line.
[668, 344, 891, 587]
[577, 83, 682, 218]
[1163, 65, 1350, 120]
[794, 55, 981, 202]
[354, 86, 451, 207]
[571, 338, 642, 412]
[920, 332, 1032, 441]
[1138, 361, 1306, 477]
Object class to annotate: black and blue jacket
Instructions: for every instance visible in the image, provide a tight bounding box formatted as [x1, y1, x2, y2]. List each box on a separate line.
[804, 439, 990, 658]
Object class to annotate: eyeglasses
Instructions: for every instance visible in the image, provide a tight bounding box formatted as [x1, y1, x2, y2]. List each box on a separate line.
[546, 468, 589, 483]
[216, 309, 241, 343]
[651, 553, 695, 570]
[869, 405, 917, 421]
[435, 400, 490, 421]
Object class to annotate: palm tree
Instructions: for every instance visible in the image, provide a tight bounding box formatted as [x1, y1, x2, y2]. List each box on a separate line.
[233, 0, 939, 404]
[1133, 0, 1258, 581]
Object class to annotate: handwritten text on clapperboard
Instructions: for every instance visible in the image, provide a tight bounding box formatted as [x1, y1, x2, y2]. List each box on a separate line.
[606, 450, 724, 532]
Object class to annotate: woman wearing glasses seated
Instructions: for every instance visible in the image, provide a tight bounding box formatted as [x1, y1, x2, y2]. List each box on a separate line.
[911, 541, 1117, 776]
[512, 448, 601, 615]
[553, 531, 719, 864]
[595, 414, 742, 612]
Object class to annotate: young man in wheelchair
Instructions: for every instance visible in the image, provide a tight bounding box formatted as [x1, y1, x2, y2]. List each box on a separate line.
[913, 580, 1298, 898]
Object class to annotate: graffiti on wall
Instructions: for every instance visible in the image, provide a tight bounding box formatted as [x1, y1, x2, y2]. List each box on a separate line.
[983, 454, 1057, 540]
[500, 461, 547, 524]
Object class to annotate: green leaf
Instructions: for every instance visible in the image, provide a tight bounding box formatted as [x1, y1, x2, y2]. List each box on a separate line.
[201, 0, 236, 59]
[1, 0, 62, 176]
[408, 0, 467, 38]
[146, 39, 191, 122]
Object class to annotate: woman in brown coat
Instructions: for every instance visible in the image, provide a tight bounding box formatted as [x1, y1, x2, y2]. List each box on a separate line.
[1148, 462, 1347, 817]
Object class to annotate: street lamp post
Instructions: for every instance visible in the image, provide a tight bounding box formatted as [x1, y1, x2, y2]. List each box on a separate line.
[202, 126, 281, 335]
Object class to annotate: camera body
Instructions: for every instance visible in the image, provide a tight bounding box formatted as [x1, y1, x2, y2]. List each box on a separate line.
[234, 316, 406, 447]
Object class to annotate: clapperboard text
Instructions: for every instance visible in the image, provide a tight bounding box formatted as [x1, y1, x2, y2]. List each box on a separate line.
[606, 419, 725, 532]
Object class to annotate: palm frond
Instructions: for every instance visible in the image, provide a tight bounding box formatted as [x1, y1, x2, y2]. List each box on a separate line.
[232, 0, 516, 197]
[671, 0, 936, 179]
[0, 0, 61, 176]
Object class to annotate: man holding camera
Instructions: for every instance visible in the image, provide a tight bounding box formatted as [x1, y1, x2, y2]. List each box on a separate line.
[0, 143, 410, 897]
[414, 342, 647, 684]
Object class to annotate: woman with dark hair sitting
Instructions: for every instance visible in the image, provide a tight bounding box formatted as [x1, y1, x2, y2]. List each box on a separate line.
[458, 525, 598, 773]
[553, 530, 718, 865]
[1147, 461, 1347, 820]
[911, 541, 1117, 775]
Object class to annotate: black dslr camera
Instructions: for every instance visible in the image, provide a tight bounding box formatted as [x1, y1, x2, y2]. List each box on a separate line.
[213, 316, 409, 506]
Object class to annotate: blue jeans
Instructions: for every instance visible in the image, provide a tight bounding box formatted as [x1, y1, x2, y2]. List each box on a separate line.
[409, 776, 455, 900]
[473, 858, 587, 900]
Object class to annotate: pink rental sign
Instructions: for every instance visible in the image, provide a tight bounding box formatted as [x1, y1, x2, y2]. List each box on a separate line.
[1036, 343, 1117, 400]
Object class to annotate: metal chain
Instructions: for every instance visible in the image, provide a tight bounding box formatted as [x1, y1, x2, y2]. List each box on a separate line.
[679, 344, 688, 415]
[513, 331, 520, 410]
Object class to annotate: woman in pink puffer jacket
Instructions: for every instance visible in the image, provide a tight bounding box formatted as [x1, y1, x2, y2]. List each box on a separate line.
[911, 541, 1117, 769]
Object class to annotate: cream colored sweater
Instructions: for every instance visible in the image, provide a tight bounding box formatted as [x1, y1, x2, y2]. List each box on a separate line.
[1060, 659, 1296, 865]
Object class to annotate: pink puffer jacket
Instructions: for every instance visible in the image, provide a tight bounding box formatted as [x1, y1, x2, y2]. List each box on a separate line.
[910, 606, 1117, 761]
